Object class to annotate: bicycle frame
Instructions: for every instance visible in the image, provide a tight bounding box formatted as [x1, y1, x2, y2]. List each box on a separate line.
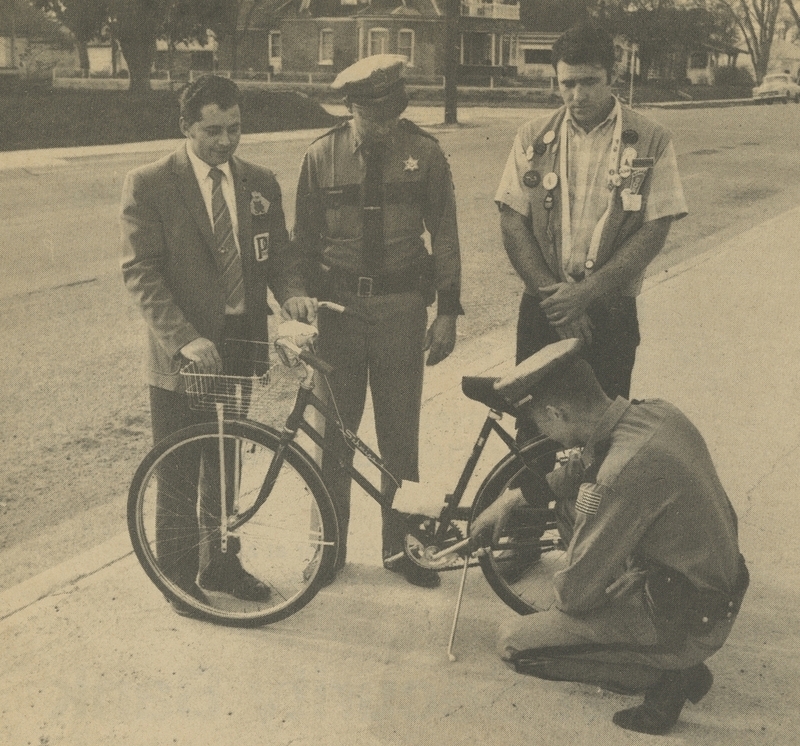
[231, 352, 532, 553]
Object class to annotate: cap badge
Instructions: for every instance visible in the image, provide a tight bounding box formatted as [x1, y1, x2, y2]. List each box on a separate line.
[403, 156, 419, 172]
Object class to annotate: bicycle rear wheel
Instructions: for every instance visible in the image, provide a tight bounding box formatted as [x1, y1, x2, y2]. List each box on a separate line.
[128, 420, 338, 627]
[469, 438, 566, 615]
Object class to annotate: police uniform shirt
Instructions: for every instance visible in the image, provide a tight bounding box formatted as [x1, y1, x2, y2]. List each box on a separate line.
[293, 120, 463, 315]
[552, 397, 742, 616]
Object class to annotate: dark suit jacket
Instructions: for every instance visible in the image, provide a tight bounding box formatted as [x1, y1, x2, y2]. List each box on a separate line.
[121, 143, 290, 390]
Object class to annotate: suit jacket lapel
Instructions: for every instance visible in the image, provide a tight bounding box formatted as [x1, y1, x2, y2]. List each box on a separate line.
[173, 144, 216, 250]
[231, 157, 253, 271]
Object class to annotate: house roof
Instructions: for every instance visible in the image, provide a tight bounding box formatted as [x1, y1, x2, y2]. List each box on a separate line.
[238, 0, 443, 25]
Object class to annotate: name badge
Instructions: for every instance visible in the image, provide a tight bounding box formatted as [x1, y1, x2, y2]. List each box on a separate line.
[254, 232, 270, 261]
[621, 189, 642, 212]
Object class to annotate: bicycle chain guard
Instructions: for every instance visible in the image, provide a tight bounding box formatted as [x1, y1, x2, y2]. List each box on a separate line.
[403, 515, 465, 570]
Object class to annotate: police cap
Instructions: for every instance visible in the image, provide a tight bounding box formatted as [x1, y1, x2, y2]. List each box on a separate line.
[494, 339, 582, 407]
[332, 54, 408, 103]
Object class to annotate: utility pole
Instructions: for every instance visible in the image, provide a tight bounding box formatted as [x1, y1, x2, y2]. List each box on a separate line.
[628, 45, 637, 106]
[443, 0, 459, 124]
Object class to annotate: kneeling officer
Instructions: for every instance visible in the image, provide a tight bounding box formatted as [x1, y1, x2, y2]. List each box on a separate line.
[471, 339, 748, 735]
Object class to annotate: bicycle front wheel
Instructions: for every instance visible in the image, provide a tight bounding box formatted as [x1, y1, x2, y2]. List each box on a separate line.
[128, 420, 338, 627]
[470, 438, 566, 615]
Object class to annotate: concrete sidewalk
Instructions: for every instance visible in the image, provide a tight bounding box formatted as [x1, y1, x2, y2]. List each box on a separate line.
[2, 206, 800, 745]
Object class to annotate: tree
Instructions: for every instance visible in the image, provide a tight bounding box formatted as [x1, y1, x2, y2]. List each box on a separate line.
[32, 0, 109, 77]
[714, 0, 781, 83]
[596, 1, 738, 83]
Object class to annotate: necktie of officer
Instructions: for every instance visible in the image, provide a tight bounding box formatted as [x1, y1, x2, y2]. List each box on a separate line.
[362, 142, 385, 273]
[209, 167, 244, 310]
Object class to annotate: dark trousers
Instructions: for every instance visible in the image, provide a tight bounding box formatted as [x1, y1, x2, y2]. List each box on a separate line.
[316, 291, 427, 564]
[149, 316, 252, 589]
[516, 291, 640, 396]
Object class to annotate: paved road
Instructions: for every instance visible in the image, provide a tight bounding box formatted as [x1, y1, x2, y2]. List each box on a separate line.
[2, 103, 800, 589]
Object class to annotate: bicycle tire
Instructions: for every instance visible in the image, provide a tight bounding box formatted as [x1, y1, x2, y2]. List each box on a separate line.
[128, 419, 338, 627]
[469, 438, 566, 615]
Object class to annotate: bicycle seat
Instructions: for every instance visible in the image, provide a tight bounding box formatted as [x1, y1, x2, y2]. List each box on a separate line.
[461, 376, 516, 415]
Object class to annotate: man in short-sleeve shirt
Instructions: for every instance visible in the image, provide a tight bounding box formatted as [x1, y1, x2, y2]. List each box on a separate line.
[495, 22, 687, 401]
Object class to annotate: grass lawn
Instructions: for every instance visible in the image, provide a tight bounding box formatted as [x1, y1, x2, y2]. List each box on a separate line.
[0, 83, 340, 152]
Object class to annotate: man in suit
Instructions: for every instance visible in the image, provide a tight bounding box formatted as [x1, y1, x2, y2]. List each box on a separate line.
[121, 75, 290, 613]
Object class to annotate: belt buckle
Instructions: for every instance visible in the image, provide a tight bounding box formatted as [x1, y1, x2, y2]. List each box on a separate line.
[357, 276, 373, 298]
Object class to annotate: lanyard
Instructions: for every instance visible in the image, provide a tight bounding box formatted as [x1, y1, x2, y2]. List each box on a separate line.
[558, 100, 622, 279]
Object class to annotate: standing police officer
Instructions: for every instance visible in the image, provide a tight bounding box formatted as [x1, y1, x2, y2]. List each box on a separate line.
[279, 55, 463, 587]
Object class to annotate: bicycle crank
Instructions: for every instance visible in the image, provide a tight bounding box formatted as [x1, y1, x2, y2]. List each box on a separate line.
[403, 515, 465, 570]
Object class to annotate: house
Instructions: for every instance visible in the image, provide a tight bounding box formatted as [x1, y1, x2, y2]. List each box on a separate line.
[222, 0, 522, 81]
[0, 0, 72, 76]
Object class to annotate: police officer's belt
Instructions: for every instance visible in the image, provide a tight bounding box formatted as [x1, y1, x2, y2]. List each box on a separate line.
[327, 265, 422, 298]
[642, 554, 749, 649]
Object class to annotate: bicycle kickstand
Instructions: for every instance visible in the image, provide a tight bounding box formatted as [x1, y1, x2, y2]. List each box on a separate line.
[426, 537, 472, 662]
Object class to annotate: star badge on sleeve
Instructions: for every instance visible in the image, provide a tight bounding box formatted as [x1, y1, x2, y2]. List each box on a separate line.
[403, 156, 419, 172]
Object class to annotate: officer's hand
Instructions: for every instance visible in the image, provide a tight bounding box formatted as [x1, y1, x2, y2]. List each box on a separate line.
[469, 489, 527, 552]
[546, 450, 585, 502]
[282, 296, 318, 324]
[424, 314, 457, 366]
[539, 282, 594, 327]
[180, 338, 223, 374]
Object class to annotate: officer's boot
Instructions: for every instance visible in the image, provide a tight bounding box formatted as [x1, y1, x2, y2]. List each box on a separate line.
[612, 664, 713, 735]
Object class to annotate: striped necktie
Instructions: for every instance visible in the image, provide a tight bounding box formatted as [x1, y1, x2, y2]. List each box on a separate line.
[209, 167, 244, 311]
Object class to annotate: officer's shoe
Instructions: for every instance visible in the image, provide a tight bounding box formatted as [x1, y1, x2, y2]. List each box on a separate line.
[384, 553, 441, 589]
[612, 664, 713, 735]
[199, 555, 272, 602]
[166, 583, 209, 619]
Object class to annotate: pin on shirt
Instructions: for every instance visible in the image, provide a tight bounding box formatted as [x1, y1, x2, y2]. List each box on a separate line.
[523, 170, 540, 188]
[403, 156, 419, 172]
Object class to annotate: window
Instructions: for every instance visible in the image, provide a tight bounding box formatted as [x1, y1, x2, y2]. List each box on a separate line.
[269, 31, 281, 61]
[369, 28, 389, 57]
[397, 29, 414, 65]
[523, 48, 550, 65]
[319, 28, 334, 65]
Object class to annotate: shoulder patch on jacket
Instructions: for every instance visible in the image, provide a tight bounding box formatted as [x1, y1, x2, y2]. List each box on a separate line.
[576, 482, 606, 516]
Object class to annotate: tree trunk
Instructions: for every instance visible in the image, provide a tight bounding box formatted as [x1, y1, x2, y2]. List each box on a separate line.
[77, 40, 90, 77]
[114, 0, 165, 93]
[443, 0, 459, 125]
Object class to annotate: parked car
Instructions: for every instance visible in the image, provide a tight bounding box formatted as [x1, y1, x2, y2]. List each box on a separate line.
[752, 74, 800, 103]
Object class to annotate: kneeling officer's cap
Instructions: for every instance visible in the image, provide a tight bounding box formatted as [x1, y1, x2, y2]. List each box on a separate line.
[494, 338, 582, 408]
[332, 54, 407, 103]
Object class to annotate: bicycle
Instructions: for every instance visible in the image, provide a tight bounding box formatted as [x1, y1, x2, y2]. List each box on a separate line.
[127, 302, 568, 627]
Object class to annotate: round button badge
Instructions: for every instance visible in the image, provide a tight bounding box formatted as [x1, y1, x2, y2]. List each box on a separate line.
[542, 172, 559, 191]
[523, 170, 541, 188]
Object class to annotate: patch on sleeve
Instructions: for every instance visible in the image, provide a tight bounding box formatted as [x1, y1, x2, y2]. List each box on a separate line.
[576, 483, 604, 516]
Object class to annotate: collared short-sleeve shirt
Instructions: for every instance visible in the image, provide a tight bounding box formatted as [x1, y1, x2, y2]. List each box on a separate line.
[495, 102, 688, 285]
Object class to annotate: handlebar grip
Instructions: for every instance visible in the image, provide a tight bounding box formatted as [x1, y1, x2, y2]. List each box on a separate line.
[298, 349, 335, 376]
